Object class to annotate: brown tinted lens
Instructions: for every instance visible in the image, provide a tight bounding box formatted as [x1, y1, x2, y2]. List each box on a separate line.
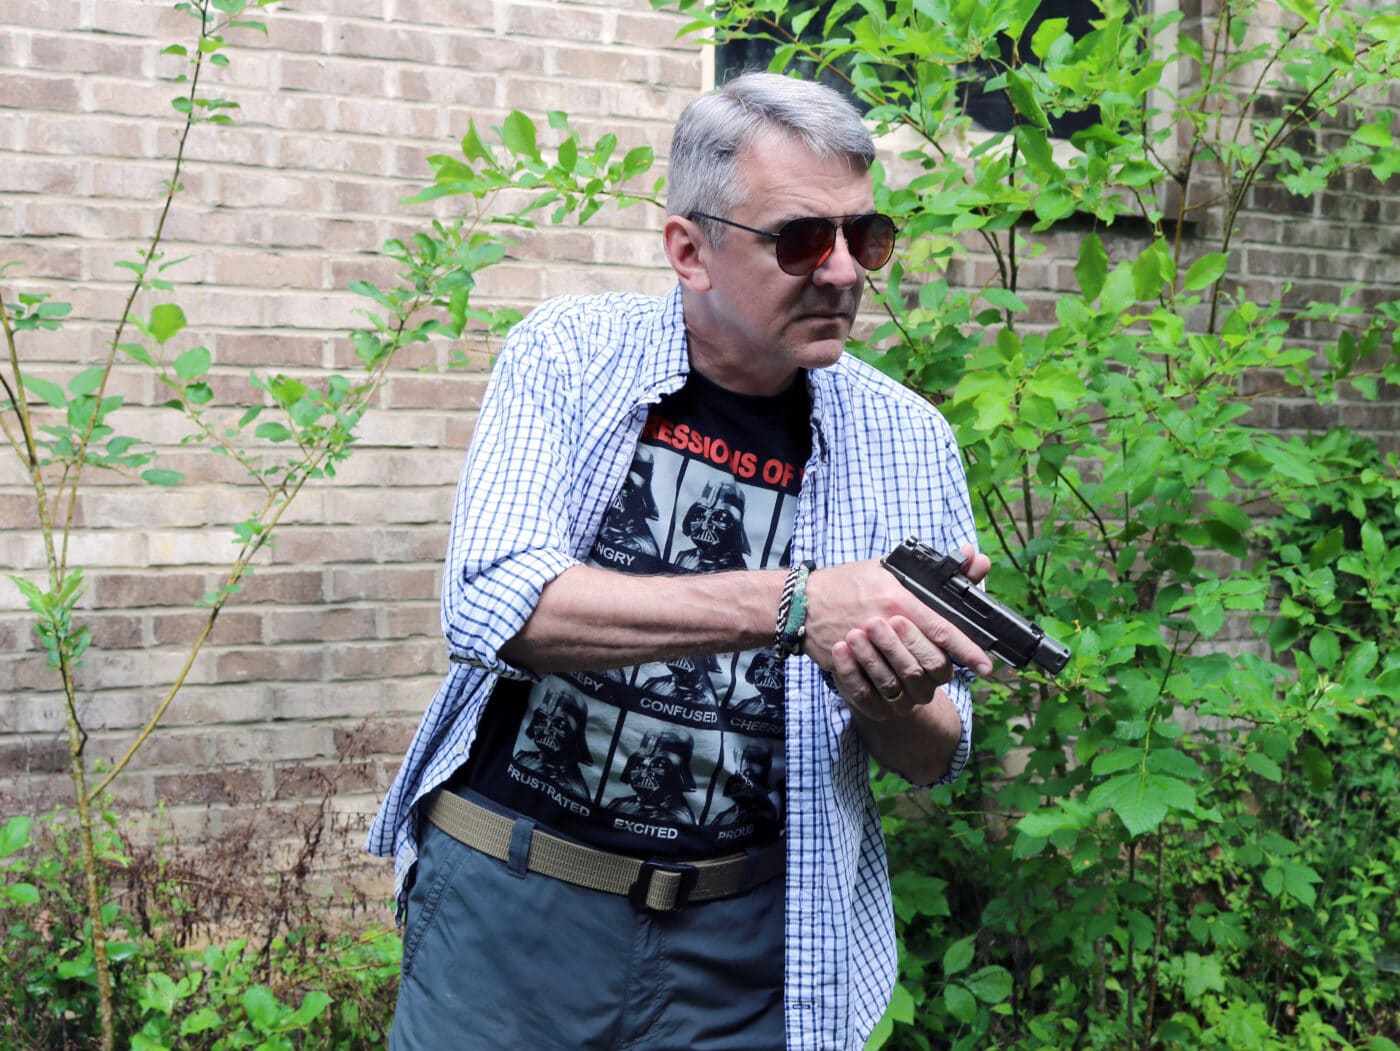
[774, 217, 838, 275]
[847, 214, 896, 270]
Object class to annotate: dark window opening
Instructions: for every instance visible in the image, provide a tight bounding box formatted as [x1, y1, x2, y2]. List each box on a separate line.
[716, 0, 1122, 140]
[958, 0, 1106, 139]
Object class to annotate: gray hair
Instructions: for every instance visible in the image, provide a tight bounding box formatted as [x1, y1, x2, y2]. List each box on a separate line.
[667, 72, 876, 246]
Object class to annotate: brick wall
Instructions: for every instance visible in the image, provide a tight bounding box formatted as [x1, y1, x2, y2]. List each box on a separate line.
[0, 0, 702, 889]
[2, 0, 1396, 893]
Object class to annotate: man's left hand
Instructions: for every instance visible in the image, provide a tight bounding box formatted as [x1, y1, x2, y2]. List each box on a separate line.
[825, 546, 990, 723]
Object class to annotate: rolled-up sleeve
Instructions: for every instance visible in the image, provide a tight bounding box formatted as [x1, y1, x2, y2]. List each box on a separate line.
[929, 415, 978, 785]
[439, 318, 584, 678]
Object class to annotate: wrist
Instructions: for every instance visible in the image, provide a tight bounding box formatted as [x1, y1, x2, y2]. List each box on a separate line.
[774, 560, 816, 658]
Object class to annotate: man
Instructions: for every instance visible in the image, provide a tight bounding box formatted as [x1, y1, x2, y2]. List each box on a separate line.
[369, 71, 991, 1050]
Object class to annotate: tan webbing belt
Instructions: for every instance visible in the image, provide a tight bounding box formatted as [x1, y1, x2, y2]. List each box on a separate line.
[427, 790, 784, 913]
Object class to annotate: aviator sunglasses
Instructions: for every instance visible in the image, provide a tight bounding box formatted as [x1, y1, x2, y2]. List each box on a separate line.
[689, 211, 898, 277]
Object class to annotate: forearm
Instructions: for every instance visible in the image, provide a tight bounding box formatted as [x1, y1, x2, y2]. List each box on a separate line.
[499, 563, 785, 675]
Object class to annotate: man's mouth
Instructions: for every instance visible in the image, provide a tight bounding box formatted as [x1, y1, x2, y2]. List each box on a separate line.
[801, 309, 852, 324]
[801, 297, 858, 320]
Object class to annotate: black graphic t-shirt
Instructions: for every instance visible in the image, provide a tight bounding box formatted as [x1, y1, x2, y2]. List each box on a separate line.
[461, 368, 811, 858]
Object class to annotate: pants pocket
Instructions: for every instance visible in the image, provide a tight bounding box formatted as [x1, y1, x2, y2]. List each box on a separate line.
[398, 821, 467, 979]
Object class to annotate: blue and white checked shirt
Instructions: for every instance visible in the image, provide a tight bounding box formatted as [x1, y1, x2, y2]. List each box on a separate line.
[368, 284, 978, 1049]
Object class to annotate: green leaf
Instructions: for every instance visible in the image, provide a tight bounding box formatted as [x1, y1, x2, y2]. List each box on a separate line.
[1300, 744, 1333, 791]
[1364, 13, 1400, 43]
[174, 345, 212, 381]
[180, 1007, 224, 1035]
[885, 981, 915, 1024]
[1133, 247, 1163, 300]
[148, 303, 188, 344]
[460, 121, 495, 165]
[557, 135, 578, 174]
[621, 145, 653, 179]
[1200, 518, 1248, 558]
[1087, 773, 1178, 837]
[965, 965, 1013, 1004]
[1183, 253, 1228, 291]
[791, 5, 821, 35]
[1100, 265, 1135, 314]
[141, 468, 183, 486]
[1308, 628, 1341, 670]
[1180, 952, 1226, 1000]
[243, 985, 282, 1031]
[255, 422, 293, 442]
[1308, 526, 1345, 569]
[1093, 747, 1143, 776]
[983, 287, 1028, 313]
[1030, 17, 1069, 60]
[1244, 751, 1283, 782]
[1355, 121, 1394, 148]
[67, 366, 107, 396]
[944, 982, 978, 1024]
[943, 934, 976, 977]
[21, 373, 67, 409]
[1277, 0, 1318, 26]
[1075, 236, 1109, 302]
[57, 957, 96, 979]
[3, 882, 40, 906]
[1004, 69, 1049, 129]
[118, 342, 155, 366]
[1280, 859, 1321, 905]
[501, 111, 539, 160]
[35, 300, 73, 319]
[1016, 803, 1088, 838]
[283, 990, 331, 1028]
[0, 815, 32, 856]
[1148, 750, 1202, 781]
[1013, 123, 1056, 178]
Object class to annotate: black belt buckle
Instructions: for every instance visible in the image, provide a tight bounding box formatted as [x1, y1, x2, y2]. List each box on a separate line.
[629, 860, 699, 913]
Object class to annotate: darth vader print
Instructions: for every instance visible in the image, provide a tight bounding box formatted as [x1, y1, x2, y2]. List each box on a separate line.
[508, 684, 598, 808]
[603, 722, 715, 831]
[595, 445, 662, 562]
[673, 480, 751, 573]
[710, 741, 781, 830]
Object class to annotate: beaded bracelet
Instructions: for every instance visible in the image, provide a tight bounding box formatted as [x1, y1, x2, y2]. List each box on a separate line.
[774, 560, 816, 658]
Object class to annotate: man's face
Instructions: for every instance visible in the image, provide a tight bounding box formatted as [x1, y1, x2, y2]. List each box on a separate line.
[683, 129, 876, 395]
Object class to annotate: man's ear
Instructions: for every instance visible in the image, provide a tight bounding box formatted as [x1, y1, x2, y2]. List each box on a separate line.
[663, 215, 713, 292]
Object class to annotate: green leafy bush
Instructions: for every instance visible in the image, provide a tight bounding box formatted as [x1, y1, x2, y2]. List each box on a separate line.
[654, 0, 1400, 1046]
[0, 812, 401, 1050]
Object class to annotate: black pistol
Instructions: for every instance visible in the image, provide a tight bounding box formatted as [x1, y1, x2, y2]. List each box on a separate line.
[881, 537, 1071, 677]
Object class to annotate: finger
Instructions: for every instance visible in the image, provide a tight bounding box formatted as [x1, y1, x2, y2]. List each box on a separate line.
[909, 607, 993, 677]
[832, 634, 899, 722]
[845, 624, 905, 702]
[958, 545, 992, 586]
[882, 616, 953, 698]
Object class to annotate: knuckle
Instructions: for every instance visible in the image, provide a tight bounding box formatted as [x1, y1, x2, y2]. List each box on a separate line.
[924, 617, 956, 649]
[902, 665, 931, 692]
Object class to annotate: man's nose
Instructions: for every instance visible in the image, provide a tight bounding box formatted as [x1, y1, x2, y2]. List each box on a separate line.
[811, 227, 860, 287]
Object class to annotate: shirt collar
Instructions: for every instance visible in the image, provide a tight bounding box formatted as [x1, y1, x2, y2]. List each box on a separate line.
[634, 284, 692, 402]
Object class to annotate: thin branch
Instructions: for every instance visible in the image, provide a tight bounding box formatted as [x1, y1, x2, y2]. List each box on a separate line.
[55, 4, 213, 575]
